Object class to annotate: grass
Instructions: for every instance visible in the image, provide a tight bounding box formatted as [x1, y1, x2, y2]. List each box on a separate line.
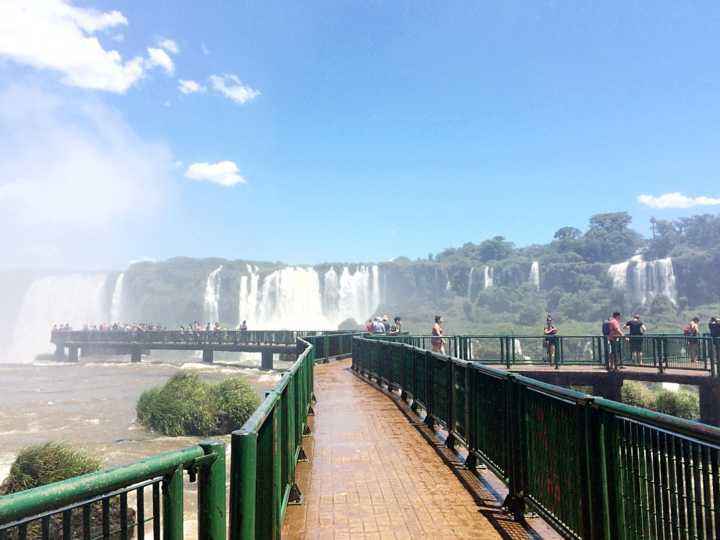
[136, 372, 261, 436]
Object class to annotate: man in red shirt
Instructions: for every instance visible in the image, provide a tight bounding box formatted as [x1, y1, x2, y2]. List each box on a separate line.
[608, 311, 624, 370]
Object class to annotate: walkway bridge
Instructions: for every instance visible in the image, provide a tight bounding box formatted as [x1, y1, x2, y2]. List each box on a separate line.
[50, 329, 351, 369]
[2, 332, 719, 539]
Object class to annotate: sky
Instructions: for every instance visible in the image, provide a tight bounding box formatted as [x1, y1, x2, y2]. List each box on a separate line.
[1, 1, 719, 271]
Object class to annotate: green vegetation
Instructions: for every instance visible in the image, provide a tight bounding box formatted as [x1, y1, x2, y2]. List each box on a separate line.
[620, 381, 699, 420]
[137, 372, 260, 436]
[0, 442, 100, 495]
[0, 444, 135, 538]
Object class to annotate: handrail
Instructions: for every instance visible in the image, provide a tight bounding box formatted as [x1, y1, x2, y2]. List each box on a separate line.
[369, 333, 720, 375]
[0, 442, 226, 540]
[228, 332, 356, 540]
[351, 336, 720, 539]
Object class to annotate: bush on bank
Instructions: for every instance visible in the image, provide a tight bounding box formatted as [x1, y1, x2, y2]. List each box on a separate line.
[621, 381, 700, 420]
[136, 372, 260, 436]
[0, 442, 100, 495]
[0, 443, 134, 539]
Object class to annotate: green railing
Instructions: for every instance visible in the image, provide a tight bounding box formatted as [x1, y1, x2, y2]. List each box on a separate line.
[352, 336, 720, 539]
[0, 330, 357, 540]
[371, 334, 720, 375]
[228, 332, 355, 540]
[0, 442, 226, 540]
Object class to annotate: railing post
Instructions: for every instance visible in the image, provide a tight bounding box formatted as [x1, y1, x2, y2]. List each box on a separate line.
[199, 441, 227, 540]
[162, 465, 184, 540]
[504, 374, 525, 518]
[229, 432, 257, 540]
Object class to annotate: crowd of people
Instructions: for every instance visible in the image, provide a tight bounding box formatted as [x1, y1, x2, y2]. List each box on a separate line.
[543, 313, 720, 369]
[52, 322, 169, 332]
[364, 315, 403, 335]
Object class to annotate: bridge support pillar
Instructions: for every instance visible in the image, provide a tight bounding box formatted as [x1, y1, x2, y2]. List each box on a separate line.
[699, 381, 720, 427]
[130, 347, 142, 363]
[202, 349, 214, 364]
[261, 350, 274, 370]
[592, 373, 622, 402]
[68, 346, 79, 363]
[54, 344, 65, 362]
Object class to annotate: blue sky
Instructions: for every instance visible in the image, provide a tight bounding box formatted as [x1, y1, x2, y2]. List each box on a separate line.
[1, 1, 719, 270]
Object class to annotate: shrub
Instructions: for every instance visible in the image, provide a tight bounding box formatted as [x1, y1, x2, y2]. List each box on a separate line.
[137, 372, 260, 436]
[1, 442, 100, 495]
[621, 381, 655, 409]
[212, 378, 261, 433]
[654, 390, 700, 420]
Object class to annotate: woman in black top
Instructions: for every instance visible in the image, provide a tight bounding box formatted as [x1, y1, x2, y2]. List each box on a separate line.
[624, 315, 646, 364]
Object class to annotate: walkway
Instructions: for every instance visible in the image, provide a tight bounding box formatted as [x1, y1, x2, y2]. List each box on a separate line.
[282, 359, 503, 540]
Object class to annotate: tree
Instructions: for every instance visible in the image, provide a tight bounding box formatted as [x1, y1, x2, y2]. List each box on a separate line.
[554, 227, 582, 241]
[581, 212, 643, 263]
[477, 236, 515, 262]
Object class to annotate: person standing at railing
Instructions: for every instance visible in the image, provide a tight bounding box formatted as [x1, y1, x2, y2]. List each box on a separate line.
[389, 316, 402, 335]
[710, 317, 720, 366]
[543, 316, 558, 364]
[431, 315, 445, 354]
[372, 317, 386, 334]
[240, 320, 248, 332]
[684, 317, 701, 363]
[624, 314, 646, 365]
[607, 311, 624, 371]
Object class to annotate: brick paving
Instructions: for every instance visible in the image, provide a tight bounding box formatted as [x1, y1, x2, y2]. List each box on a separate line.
[282, 359, 502, 539]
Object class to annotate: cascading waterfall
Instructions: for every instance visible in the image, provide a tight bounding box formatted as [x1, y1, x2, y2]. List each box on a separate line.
[110, 273, 125, 323]
[608, 255, 677, 305]
[203, 266, 223, 324]
[236, 264, 381, 329]
[483, 266, 494, 289]
[529, 261, 540, 290]
[10, 274, 108, 362]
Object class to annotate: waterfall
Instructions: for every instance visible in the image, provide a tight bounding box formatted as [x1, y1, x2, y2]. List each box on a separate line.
[10, 274, 108, 362]
[237, 265, 260, 326]
[529, 261, 540, 290]
[608, 256, 677, 305]
[323, 267, 341, 316]
[483, 266, 494, 289]
[203, 266, 223, 324]
[257, 267, 325, 329]
[110, 273, 124, 323]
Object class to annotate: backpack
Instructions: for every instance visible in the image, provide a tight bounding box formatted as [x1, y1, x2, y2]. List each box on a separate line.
[682, 325, 692, 336]
[602, 320, 611, 336]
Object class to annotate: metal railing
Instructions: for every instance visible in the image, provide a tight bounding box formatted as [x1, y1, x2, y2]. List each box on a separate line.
[0, 442, 226, 540]
[371, 334, 720, 375]
[1, 331, 357, 540]
[352, 336, 720, 539]
[228, 332, 355, 540]
[50, 329, 349, 348]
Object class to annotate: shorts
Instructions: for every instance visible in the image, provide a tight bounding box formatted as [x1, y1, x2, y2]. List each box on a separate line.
[610, 339, 621, 357]
[630, 336, 643, 353]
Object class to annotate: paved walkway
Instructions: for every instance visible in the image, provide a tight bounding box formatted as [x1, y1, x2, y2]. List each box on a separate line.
[282, 359, 502, 539]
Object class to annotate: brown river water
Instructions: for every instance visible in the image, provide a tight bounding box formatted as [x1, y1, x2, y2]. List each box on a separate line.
[0, 351, 289, 537]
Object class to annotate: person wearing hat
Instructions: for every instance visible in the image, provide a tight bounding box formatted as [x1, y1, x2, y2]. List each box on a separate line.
[543, 315, 558, 364]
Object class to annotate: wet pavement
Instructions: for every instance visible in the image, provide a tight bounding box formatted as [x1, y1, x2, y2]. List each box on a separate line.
[282, 359, 502, 539]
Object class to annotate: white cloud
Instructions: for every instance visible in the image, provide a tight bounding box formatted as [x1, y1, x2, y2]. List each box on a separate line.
[146, 47, 174, 75]
[163, 99, 171, 107]
[185, 161, 246, 186]
[0, 0, 172, 93]
[0, 83, 174, 267]
[638, 192, 720, 209]
[209, 74, 260, 104]
[157, 38, 179, 54]
[178, 79, 206, 94]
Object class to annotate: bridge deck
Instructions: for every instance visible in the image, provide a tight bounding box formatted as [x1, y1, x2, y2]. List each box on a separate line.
[282, 359, 503, 539]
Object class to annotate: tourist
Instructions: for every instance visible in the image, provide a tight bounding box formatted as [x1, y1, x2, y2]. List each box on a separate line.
[710, 317, 720, 366]
[607, 312, 624, 371]
[365, 319, 374, 333]
[624, 314, 646, 364]
[240, 320, 248, 332]
[390, 316, 402, 335]
[685, 317, 701, 362]
[543, 316, 558, 364]
[431, 315, 444, 354]
[372, 317, 386, 334]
